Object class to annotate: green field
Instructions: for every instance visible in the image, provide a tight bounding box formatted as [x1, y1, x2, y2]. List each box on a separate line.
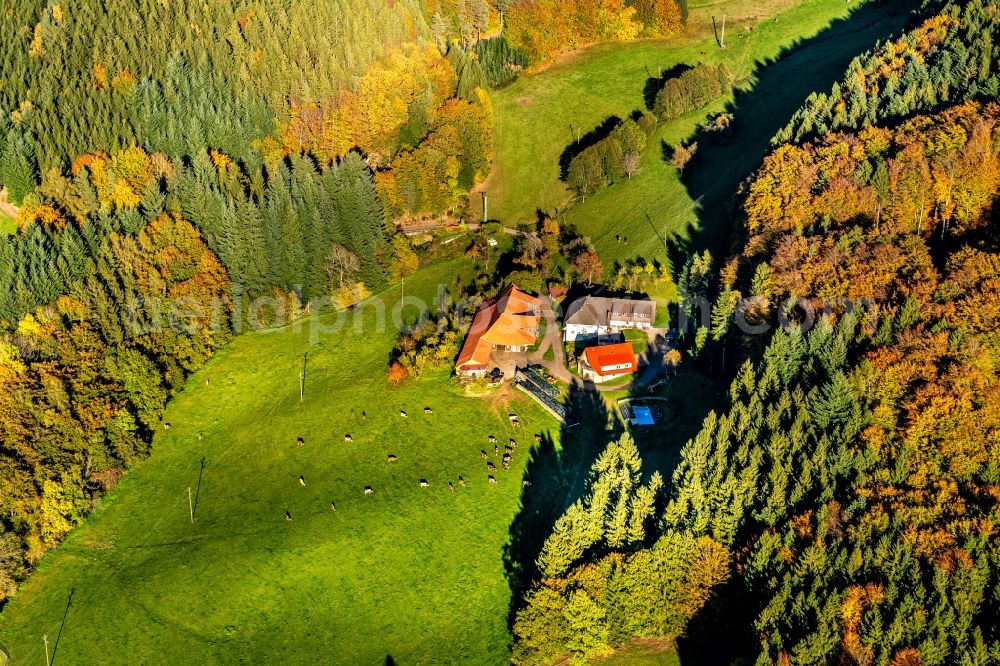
[0, 259, 569, 664]
[487, 0, 914, 278]
[0, 212, 15, 236]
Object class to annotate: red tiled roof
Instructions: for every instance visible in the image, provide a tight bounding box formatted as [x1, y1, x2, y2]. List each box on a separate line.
[581, 342, 637, 377]
[456, 285, 541, 370]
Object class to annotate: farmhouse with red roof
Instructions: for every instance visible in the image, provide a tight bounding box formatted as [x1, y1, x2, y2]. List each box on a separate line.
[578, 342, 637, 383]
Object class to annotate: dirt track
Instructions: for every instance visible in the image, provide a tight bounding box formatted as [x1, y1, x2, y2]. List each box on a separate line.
[0, 187, 20, 220]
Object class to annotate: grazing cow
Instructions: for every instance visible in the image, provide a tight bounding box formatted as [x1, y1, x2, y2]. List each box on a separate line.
[284, 510, 293, 521]
[481, 449, 488, 459]
[459, 476, 466, 487]
[488, 475, 497, 484]
[488, 435, 497, 444]
[198, 433, 203, 440]
[387, 454, 398, 462]
[419, 479, 429, 488]
[331, 501, 336, 511]
[509, 438, 517, 447]
[502, 461, 510, 471]
[164, 423, 171, 430]
[205, 378, 210, 385]
[448, 482, 454, 492]
[299, 475, 306, 486]
[364, 486, 374, 495]
[344, 434, 353, 442]
[487, 462, 496, 472]
[296, 437, 305, 446]
[534, 433, 542, 443]
[522, 480, 532, 487]
[494, 444, 499, 456]
[504, 446, 513, 455]
[362, 411, 367, 420]
[503, 454, 511, 463]
[400, 410, 408, 418]
[424, 407, 433, 414]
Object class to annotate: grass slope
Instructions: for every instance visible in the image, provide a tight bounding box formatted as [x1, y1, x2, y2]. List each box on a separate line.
[0, 259, 562, 664]
[487, 0, 914, 282]
[0, 212, 15, 236]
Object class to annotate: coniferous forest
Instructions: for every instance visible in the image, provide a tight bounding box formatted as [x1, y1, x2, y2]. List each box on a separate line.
[1, 0, 999, 663]
[512, 1, 1000, 663]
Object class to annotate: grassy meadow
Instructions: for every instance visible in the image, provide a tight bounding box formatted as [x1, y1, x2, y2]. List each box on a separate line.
[0, 259, 565, 664]
[487, 0, 915, 281]
[0, 212, 15, 236]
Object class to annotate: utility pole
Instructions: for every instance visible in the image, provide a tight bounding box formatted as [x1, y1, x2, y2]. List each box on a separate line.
[482, 192, 488, 223]
[720, 14, 727, 48]
[43, 634, 50, 666]
[298, 371, 304, 403]
[187, 487, 194, 523]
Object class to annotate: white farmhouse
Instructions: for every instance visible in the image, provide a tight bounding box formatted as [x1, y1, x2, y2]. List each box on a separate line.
[562, 295, 656, 342]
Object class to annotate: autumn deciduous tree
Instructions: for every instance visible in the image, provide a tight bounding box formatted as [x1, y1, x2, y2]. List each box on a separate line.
[572, 250, 604, 285]
[386, 361, 410, 385]
[621, 151, 640, 178]
[670, 141, 697, 174]
[325, 244, 361, 290]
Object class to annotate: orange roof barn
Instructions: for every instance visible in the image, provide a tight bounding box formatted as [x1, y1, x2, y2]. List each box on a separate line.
[457, 285, 541, 373]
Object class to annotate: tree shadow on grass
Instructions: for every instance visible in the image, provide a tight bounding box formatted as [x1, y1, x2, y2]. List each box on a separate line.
[664, 0, 917, 278]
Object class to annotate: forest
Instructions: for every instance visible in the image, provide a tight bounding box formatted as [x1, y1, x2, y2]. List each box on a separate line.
[511, 0, 1000, 663]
